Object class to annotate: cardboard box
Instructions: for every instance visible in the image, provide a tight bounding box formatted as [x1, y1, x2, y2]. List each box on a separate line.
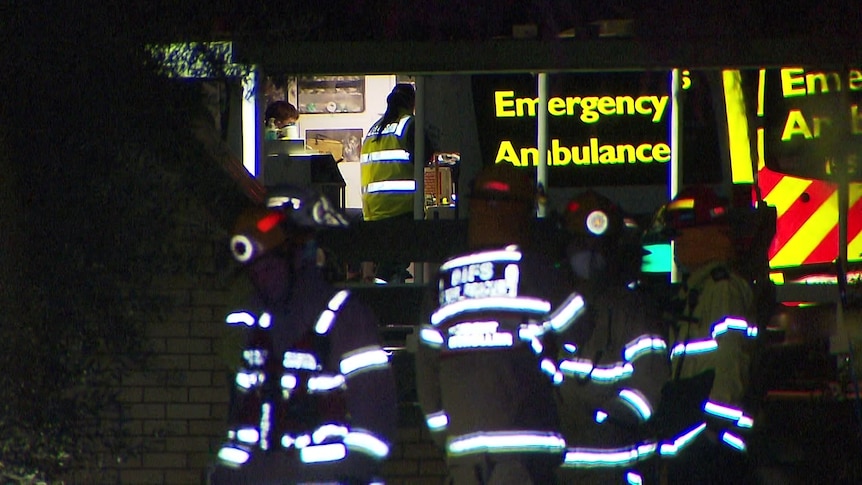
[307, 138, 344, 161]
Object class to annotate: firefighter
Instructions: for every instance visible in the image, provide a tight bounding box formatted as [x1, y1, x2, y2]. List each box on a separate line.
[554, 190, 668, 485]
[209, 185, 398, 485]
[415, 162, 586, 484]
[651, 185, 759, 485]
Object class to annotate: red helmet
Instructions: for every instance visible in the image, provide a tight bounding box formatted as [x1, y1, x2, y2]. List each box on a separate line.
[469, 162, 536, 204]
[467, 163, 536, 248]
[662, 185, 730, 231]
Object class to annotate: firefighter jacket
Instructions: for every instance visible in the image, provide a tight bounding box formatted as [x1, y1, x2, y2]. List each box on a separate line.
[415, 245, 585, 473]
[211, 264, 398, 484]
[555, 284, 668, 477]
[663, 261, 758, 456]
[360, 110, 415, 221]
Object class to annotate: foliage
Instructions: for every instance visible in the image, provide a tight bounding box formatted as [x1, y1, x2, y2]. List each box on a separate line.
[0, 3, 249, 482]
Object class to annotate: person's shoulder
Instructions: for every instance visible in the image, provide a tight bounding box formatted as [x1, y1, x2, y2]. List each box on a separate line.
[339, 291, 381, 327]
[703, 264, 753, 298]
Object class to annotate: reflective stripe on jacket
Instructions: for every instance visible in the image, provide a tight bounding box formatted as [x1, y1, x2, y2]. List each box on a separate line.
[218, 290, 392, 468]
[556, 285, 668, 473]
[416, 246, 581, 461]
[666, 261, 757, 453]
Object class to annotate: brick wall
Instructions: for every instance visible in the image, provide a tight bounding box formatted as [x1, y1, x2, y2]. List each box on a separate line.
[96, 209, 446, 484]
[382, 405, 448, 485]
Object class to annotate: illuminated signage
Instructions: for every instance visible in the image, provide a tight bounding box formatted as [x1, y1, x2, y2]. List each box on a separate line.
[763, 67, 862, 181]
[472, 72, 723, 187]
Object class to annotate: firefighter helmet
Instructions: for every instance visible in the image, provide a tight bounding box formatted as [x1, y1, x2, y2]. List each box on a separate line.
[469, 162, 536, 204]
[229, 206, 290, 264]
[265, 184, 349, 230]
[663, 185, 730, 231]
[563, 190, 643, 282]
[467, 163, 536, 249]
[563, 190, 625, 239]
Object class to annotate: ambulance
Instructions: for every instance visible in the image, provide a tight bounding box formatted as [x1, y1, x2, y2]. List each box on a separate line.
[152, 38, 862, 383]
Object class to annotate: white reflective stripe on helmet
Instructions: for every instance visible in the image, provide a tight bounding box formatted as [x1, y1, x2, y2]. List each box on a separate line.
[230, 234, 257, 263]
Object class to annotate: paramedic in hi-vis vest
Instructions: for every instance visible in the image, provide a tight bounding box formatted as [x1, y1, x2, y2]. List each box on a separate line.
[359, 83, 418, 283]
[416, 162, 586, 484]
[654, 185, 758, 485]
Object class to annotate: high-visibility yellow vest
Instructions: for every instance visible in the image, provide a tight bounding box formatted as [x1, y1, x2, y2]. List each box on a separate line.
[360, 112, 415, 221]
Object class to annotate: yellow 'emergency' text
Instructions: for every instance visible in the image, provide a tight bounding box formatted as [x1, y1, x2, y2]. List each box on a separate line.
[494, 91, 668, 124]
